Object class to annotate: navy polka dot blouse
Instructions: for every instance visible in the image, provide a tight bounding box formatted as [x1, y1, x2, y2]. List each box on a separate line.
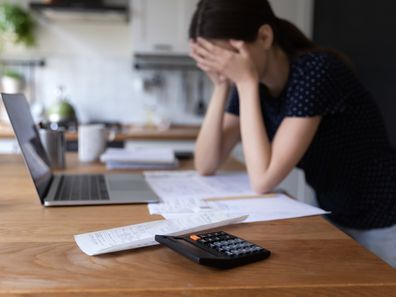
[226, 52, 396, 230]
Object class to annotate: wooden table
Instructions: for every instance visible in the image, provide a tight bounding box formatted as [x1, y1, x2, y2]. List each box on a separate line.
[0, 154, 395, 297]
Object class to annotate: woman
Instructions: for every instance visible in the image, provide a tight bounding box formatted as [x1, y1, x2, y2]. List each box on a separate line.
[189, 0, 396, 267]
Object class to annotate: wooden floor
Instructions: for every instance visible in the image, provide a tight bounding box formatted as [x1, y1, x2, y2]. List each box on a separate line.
[0, 154, 395, 297]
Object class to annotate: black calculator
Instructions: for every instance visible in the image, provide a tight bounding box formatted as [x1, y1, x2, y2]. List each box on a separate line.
[155, 231, 271, 269]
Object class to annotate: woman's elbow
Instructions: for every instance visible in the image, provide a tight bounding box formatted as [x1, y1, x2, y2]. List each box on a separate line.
[197, 169, 216, 176]
[251, 179, 274, 194]
[194, 162, 217, 176]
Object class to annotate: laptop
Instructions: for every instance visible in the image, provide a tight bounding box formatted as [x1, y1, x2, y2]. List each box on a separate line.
[1, 93, 160, 206]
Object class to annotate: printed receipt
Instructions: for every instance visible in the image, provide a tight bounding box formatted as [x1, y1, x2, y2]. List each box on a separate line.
[74, 213, 247, 256]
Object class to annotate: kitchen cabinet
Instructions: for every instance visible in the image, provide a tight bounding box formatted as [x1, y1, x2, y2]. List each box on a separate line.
[132, 0, 199, 56]
[131, 0, 313, 57]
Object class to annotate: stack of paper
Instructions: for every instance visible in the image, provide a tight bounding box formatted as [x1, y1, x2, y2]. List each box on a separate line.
[74, 213, 247, 256]
[144, 171, 329, 223]
[100, 147, 179, 170]
[159, 196, 329, 223]
[144, 170, 256, 201]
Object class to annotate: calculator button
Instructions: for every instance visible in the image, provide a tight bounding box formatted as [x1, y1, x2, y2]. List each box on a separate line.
[190, 235, 201, 241]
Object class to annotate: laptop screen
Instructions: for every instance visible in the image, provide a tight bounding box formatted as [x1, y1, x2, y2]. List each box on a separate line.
[1, 94, 53, 202]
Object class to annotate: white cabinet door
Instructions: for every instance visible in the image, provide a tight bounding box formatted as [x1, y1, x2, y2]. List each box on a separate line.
[132, 0, 199, 55]
[131, 0, 313, 55]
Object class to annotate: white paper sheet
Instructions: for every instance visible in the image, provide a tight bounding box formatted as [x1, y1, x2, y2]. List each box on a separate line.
[101, 147, 176, 164]
[158, 194, 329, 223]
[74, 213, 247, 256]
[148, 197, 212, 215]
[105, 160, 178, 170]
[208, 195, 329, 222]
[144, 171, 255, 202]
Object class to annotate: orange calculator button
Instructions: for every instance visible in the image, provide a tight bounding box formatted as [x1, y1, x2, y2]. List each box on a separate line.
[190, 235, 201, 241]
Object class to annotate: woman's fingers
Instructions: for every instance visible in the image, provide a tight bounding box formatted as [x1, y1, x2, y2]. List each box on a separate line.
[190, 49, 217, 71]
[197, 63, 211, 72]
[190, 41, 208, 56]
[197, 37, 216, 52]
[191, 43, 217, 62]
[190, 38, 237, 75]
[190, 49, 222, 74]
[190, 51, 216, 68]
[197, 38, 227, 59]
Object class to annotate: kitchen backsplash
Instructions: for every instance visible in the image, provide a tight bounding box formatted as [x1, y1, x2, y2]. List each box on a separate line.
[34, 55, 206, 124]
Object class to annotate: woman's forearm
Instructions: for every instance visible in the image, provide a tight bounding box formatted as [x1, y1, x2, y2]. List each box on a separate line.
[194, 85, 230, 175]
[237, 81, 273, 192]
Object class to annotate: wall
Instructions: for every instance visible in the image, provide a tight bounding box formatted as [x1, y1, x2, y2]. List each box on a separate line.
[314, 0, 396, 147]
[269, 0, 314, 38]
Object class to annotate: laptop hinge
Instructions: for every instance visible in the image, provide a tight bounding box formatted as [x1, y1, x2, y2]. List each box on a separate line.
[44, 175, 63, 202]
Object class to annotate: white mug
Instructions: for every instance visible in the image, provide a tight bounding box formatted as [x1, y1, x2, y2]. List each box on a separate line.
[78, 124, 109, 162]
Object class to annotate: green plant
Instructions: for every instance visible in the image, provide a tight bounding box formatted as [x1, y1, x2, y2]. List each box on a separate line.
[0, 3, 36, 47]
[2, 69, 23, 80]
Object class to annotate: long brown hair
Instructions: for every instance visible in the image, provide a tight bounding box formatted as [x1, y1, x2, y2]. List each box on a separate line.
[189, 0, 341, 61]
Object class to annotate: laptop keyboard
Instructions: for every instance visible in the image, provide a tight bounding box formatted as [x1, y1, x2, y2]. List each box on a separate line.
[55, 175, 110, 201]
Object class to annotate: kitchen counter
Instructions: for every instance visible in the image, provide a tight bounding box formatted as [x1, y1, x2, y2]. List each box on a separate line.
[0, 122, 200, 141]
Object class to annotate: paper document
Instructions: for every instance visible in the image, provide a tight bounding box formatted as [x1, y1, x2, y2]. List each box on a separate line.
[101, 147, 178, 170]
[74, 213, 247, 256]
[144, 171, 255, 201]
[206, 195, 329, 223]
[105, 161, 178, 170]
[144, 171, 328, 224]
[152, 194, 329, 223]
[101, 147, 177, 164]
[148, 196, 211, 215]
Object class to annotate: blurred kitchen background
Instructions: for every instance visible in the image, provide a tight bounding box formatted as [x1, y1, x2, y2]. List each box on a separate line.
[0, 0, 395, 202]
[0, 0, 314, 125]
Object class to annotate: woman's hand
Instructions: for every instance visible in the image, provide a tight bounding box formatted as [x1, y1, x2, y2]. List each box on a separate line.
[191, 38, 260, 87]
[190, 41, 230, 88]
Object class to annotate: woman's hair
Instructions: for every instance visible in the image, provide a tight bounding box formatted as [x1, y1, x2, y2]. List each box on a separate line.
[189, 0, 318, 58]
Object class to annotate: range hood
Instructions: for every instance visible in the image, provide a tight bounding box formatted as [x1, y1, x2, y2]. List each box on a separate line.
[29, 1, 129, 22]
[133, 54, 197, 71]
